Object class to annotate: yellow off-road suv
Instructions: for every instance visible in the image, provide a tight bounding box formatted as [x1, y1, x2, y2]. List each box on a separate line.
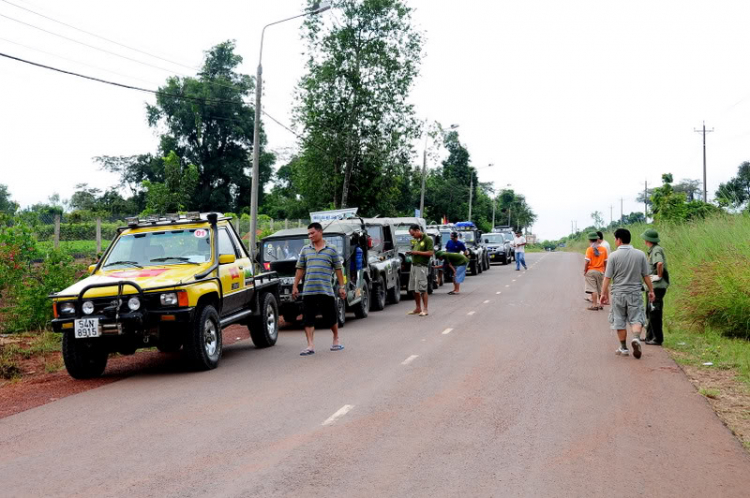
[50, 213, 280, 379]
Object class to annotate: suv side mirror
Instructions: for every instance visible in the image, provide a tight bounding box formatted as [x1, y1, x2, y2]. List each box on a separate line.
[219, 254, 236, 265]
[88, 264, 97, 274]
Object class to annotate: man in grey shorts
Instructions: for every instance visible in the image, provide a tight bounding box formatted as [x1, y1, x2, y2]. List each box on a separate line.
[600, 228, 656, 359]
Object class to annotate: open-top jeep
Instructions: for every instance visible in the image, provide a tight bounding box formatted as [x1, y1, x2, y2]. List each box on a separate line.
[362, 217, 402, 309]
[261, 219, 371, 327]
[50, 213, 281, 379]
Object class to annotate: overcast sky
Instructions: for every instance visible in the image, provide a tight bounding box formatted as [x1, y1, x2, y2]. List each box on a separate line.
[2, 0, 749, 239]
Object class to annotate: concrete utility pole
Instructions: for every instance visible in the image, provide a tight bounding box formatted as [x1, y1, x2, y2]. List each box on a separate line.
[644, 180, 648, 223]
[694, 121, 714, 203]
[610, 204, 613, 225]
[468, 176, 474, 222]
[620, 198, 624, 223]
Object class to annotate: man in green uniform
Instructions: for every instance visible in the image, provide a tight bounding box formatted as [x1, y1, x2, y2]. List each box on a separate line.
[406, 224, 434, 317]
[642, 229, 669, 345]
[435, 250, 469, 295]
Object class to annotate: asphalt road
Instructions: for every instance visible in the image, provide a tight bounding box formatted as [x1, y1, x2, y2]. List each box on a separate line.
[2, 252, 749, 498]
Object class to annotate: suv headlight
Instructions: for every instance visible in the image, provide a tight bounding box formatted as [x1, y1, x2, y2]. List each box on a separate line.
[82, 301, 95, 315]
[160, 293, 178, 306]
[59, 302, 76, 315]
[127, 297, 141, 311]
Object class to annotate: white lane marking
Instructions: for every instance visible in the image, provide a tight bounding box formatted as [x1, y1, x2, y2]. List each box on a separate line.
[467, 311, 476, 316]
[512, 279, 516, 282]
[422, 338, 426, 342]
[483, 300, 490, 304]
[322, 405, 354, 426]
[496, 291, 502, 294]
[442, 328, 453, 335]
[402, 355, 419, 365]
[505, 284, 510, 287]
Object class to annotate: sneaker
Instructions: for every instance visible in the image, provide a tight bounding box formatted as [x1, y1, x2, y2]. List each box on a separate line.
[615, 348, 630, 356]
[631, 338, 642, 359]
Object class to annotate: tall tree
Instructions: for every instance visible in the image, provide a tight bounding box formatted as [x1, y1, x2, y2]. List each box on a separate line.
[97, 41, 274, 213]
[716, 161, 750, 209]
[0, 184, 18, 216]
[295, 0, 423, 211]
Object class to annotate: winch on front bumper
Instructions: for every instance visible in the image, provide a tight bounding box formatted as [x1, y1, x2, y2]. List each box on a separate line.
[51, 281, 194, 336]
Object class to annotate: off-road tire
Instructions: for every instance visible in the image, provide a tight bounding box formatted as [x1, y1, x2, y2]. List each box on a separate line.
[184, 305, 222, 370]
[470, 260, 478, 275]
[335, 295, 346, 328]
[387, 274, 401, 304]
[353, 283, 370, 319]
[249, 293, 279, 348]
[478, 258, 484, 274]
[62, 330, 108, 379]
[427, 274, 434, 295]
[371, 275, 387, 311]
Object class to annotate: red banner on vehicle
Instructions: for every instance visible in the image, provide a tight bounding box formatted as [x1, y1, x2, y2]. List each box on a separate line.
[107, 269, 169, 279]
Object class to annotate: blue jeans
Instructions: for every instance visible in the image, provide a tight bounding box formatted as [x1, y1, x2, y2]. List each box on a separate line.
[515, 252, 527, 270]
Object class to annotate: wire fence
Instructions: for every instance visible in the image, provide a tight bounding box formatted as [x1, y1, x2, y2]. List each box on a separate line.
[27, 215, 311, 260]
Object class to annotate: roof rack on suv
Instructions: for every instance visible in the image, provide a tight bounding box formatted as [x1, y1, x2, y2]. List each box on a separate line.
[123, 212, 229, 228]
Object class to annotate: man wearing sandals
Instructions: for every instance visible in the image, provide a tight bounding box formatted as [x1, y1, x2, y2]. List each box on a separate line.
[435, 251, 468, 295]
[292, 222, 347, 356]
[600, 228, 656, 359]
[406, 224, 434, 317]
[584, 231, 608, 311]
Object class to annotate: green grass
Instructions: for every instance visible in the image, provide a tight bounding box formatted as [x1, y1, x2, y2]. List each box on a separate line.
[567, 214, 750, 387]
[37, 240, 109, 257]
[699, 387, 721, 399]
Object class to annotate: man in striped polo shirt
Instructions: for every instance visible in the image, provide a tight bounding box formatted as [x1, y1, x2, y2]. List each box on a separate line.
[292, 222, 347, 356]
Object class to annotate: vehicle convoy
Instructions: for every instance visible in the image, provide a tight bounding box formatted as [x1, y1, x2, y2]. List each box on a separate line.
[362, 218, 403, 308]
[455, 221, 491, 275]
[261, 219, 371, 327]
[482, 232, 513, 265]
[50, 213, 281, 379]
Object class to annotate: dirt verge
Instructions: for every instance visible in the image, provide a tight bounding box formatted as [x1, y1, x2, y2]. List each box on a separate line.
[0, 324, 251, 419]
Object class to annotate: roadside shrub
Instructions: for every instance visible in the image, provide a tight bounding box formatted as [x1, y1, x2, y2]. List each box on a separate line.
[34, 221, 121, 242]
[1, 249, 84, 333]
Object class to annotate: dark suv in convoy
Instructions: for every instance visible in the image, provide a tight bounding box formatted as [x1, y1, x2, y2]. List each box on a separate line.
[455, 222, 490, 275]
[261, 220, 371, 327]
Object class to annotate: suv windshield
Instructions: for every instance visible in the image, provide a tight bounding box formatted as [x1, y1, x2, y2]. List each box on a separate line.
[104, 229, 212, 268]
[483, 234, 505, 244]
[395, 231, 413, 250]
[504, 233, 514, 242]
[457, 231, 475, 243]
[366, 225, 385, 253]
[262, 235, 345, 263]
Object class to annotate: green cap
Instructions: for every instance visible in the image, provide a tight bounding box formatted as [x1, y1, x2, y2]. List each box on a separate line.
[435, 250, 445, 258]
[587, 232, 599, 241]
[641, 229, 660, 243]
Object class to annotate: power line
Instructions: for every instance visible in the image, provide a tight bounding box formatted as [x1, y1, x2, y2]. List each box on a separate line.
[1, 0, 198, 71]
[0, 11, 190, 76]
[0, 50, 304, 145]
[0, 36, 161, 87]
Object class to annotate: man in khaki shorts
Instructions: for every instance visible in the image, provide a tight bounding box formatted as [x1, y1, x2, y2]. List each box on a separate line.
[600, 228, 655, 359]
[406, 224, 434, 317]
[583, 232, 608, 310]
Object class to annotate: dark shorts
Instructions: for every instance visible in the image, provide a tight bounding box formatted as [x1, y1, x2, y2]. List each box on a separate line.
[303, 294, 338, 328]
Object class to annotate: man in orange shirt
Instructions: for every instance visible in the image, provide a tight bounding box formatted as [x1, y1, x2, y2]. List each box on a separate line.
[584, 231, 608, 310]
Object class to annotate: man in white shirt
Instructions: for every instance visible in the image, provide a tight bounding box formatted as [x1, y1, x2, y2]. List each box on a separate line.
[512, 231, 527, 270]
[597, 231, 611, 253]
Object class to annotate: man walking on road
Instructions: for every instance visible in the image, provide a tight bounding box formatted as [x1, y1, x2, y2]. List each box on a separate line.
[406, 224, 434, 316]
[512, 230, 527, 270]
[600, 228, 655, 359]
[584, 232, 608, 311]
[642, 229, 669, 346]
[292, 223, 348, 356]
[435, 250, 468, 295]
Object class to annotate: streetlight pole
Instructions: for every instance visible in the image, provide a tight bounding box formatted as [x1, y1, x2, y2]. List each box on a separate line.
[420, 123, 458, 217]
[249, 2, 331, 263]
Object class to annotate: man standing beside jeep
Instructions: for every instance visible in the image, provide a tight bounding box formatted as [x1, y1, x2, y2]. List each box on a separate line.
[292, 223, 347, 356]
[406, 224, 434, 317]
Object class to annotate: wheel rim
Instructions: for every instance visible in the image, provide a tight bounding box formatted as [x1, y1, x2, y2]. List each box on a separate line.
[363, 288, 369, 311]
[338, 298, 345, 322]
[266, 304, 277, 339]
[204, 319, 218, 358]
